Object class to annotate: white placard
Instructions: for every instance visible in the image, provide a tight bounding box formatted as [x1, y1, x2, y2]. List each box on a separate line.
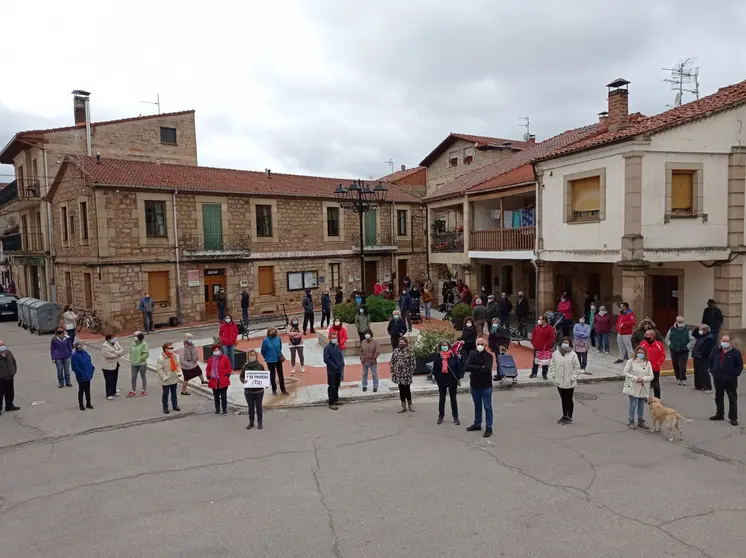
[244, 371, 270, 389]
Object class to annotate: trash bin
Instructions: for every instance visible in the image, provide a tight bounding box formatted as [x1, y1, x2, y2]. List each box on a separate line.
[17, 298, 38, 329]
[28, 300, 62, 335]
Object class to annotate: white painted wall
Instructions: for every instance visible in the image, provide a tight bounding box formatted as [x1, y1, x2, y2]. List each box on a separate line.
[472, 199, 501, 230]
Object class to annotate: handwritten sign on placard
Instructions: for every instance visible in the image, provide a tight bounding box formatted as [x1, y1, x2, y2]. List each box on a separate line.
[244, 371, 271, 389]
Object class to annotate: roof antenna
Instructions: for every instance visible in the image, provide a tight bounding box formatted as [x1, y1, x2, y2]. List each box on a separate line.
[139, 93, 161, 114]
[518, 116, 531, 141]
[663, 58, 700, 109]
[383, 159, 394, 175]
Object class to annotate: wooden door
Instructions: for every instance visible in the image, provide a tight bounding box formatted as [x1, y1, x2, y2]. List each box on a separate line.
[364, 260, 377, 295]
[397, 259, 408, 292]
[257, 266, 275, 296]
[652, 275, 679, 330]
[203, 271, 226, 317]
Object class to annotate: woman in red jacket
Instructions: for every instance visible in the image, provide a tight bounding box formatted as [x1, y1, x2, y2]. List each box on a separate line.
[530, 314, 556, 379]
[207, 344, 233, 415]
[219, 314, 239, 370]
[640, 329, 666, 398]
[557, 293, 573, 337]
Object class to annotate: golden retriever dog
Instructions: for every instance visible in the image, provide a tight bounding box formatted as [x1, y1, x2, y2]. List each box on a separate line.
[647, 397, 692, 442]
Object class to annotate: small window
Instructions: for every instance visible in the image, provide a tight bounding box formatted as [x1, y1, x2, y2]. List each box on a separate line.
[463, 147, 474, 165]
[258, 266, 275, 296]
[160, 127, 177, 145]
[397, 210, 408, 236]
[256, 205, 273, 237]
[570, 175, 601, 221]
[287, 271, 319, 291]
[83, 273, 93, 309]
[329, 263, 340, 288]
[448, 150, 458, 167]
[671, 170, 694, 215]
[69, 212, 76, 236]
[61, 206, 69, 242]
[144, 201, 167, 238]
[148, 271, 170, 304]
[326, 207, 340, 237]
[80, 201, 89, 241]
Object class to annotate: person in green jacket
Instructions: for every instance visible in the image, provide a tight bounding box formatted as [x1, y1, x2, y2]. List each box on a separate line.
[129, 331, 150, 397]
[586, 302, 597, 349]
[354, 307, 371, 342]
[665, 316, 695, 386]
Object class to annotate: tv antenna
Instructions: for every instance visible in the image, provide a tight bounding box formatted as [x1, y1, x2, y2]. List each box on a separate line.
[518, 116, 531, 141]
[663, 58, 699, 108]
[139, 93, 161, 114]
[383, 159, 394, 175]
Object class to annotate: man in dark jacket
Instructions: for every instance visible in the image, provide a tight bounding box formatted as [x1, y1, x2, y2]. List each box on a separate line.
[387, 310, 407, 348]
[702, 299, 723, 341]
[691, 324, 715, 392]
[240, 289, 249, 324]
[302, 290, 315, 335]
[465, 338, 494, 437]
[398, 290, 413, 332]
[471, 300, 488, 337]
[515, 291, 529, 325]
[498, 292, 513, 328]
[0, 340, 19, 414]
[335, 287, 344, 305]
[709, 335, 741, 426]
[320, 290, 331, 328]
[214, 288, 227, 322]
[323, 332, 345, 410]
[485, 295, 498, 322]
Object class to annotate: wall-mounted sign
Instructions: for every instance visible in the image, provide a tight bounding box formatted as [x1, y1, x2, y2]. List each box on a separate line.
[252, 250, 355, 260]
[205, 269, 225, 276]
[187, 270, 200, 287]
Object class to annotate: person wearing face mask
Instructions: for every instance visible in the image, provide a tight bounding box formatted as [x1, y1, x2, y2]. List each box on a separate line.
[0, 340, 19, 414]
[323, 332, 345, 410]
[613, 302, 636, 364]
[138, 291, 155, 333]
[50, 327, 73, 388]
[642, 329, 666, 398]
[219, 314, 239, 370]
[498, 292, 513, 329]
[515, 291, 529, 328]
[549, 337, 580, 424]
[155, 342, 181, 414]
[214, 288, 227, 322]
[622, 345, 654, 429]
[465, 338, 494, 436]
[557, 293, 573, 337]
[179, 332, 207, 396]
[460, 318, 478, 355]
[398, 289, 413, 332]
[129, 331, 150, 397]
[702, 299, 723, 342]
[329, 318, 348, 350]
[488, 317, 510, 356]
[631, 317, 664, 349]
[586, 302, 597, 349]
[530, 316, 555, 379]
[422, 287, 433, 320]
[485, 295, 498, 323]
[665, 316, 695, 386]
[287, 318, 305, 375]
[70, 339, 94, 411]
[101, 333, 124, 400]
[387, 310, 407, 350]
[63, 305, 78, 344]
[709, 335, 741, 426]
[320, 290, 332, 328]
[471, 299, 488, 337]
[572, 317, 591, 374]
[206, 345, 232, 415]
[240, 349, 266, 429]
[691, 324, 714, 392]
[432, 340, 459, 423]
[261, 327, 288, 396]
[302, 289, 316, 335]
[593, 305, 612, 354]
[390, 337, 416, 413]
[359, 330, 380, 393]
[355, 306, 371, 342]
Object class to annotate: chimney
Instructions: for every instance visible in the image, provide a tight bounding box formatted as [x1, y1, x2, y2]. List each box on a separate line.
[71, 90, 92, 156]
[606, 78, 630, 133]
[400, 164, 406, 172]
[528, 135, 536, 144]
[598, 111, 609, 130]
[265, 168, 271, 179]
[95, 152, 101, 164]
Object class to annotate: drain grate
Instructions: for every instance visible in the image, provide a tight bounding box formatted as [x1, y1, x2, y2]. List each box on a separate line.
[573, 392, 598, 401]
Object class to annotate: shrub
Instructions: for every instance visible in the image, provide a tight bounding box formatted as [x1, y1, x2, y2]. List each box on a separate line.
[450, 303, 472, 319]
[414, 321, 458, 358]
[332, 302, 357, 324]
[364, 295, 397, 322]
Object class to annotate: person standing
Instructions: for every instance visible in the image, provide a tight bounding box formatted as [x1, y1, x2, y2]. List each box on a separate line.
[471, 300, 488, 338]
[101, 333, 124, 400]
[642, 329, 666, 399]
[138, 291, 155, 333]
[665, 316, 695, 386]
[485, 295, 498, 324]
[320, 290, 332, 328]
[180, 333, 207, 396]
[0, 340, 19, 413]
[557, 293, 573, 337]
[360, 330, 380, 393]
[335, 287, 344, 305]
[398, 289, 413, 332]
[498, 292, 513, 329]
[488, 317, 510, 357]
[373, 280, 384, 296]
[587, 302, 597, 349]
[71, 340, 94, 411]
[530, 315, 555, 380]
[709, 335, 741, 426]
[355, 307, 371, 342]
[129, 331, 151, 397]
[390, 337, 416, 413]
[422, 288, 433, 320]
[302, 289, 316, 334]
[50, 327, 73, 388]
[632, 318, 663, 348]
[432, 340, 459, 423]
[549, 337, 580, 424]
[387, 310, 407, 350]
[515, 291, 529, 328]
[461, 285, 473, 307]
[573, 317, 591, 374]
[155, 342, 181, 414]
[593, 305, 612, 354]
[287, 318, 305, 374]
[214, 288, 227, 322]
[62, 305, 78, 345]
[623, 345, 654, 429]
[613, 302, 636, 364]
[240, 350, 265, 430]
[323, 331, 345, 410]
[261, 327, 288, 396]
[240, 289, 249, 324]
[219, 314, 238, 370]
[702, 299, 723, 341]
[460, 317, 478, 370]
[465, 338, 494, 437]
[691, 324, 715, 393]
[206, 345, 232, 415]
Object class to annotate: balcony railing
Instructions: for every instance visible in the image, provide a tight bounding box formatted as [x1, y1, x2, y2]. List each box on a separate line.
[350, 232, 398, 250]
[14, 232, 45, 253]
[431, 230, 464, 253]
[0, 179, 42, 213]
[17, 178, 41, 199]
[180, 233, 251, 258]
[470, 227, 535, 252]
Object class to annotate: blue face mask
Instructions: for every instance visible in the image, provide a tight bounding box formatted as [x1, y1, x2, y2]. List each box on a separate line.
[0, 346, 6, 352]
[636, 353, 645, 360]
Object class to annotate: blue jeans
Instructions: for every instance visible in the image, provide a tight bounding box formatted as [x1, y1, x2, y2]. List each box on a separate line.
[628, 395, 645, 422]
[55, 358, 71, 386]
[222, 344, 235, 370]
[162, 384, 178, 409]
[596, 333, 609, 352]
[424, 302, 432, 319]
[242, 308, 249, 324]
[66, 327, 76, 345]
[471, 387, 494, 429]
[143, 311, 153, 332]
[362, 364, 378, 388]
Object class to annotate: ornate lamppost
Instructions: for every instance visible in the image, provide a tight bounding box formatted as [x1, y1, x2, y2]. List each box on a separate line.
[334, 179, 388, 294]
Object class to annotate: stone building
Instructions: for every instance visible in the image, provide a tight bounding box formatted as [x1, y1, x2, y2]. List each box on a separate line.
[47, 156, 425, 331]
[0, 90, 197, 300]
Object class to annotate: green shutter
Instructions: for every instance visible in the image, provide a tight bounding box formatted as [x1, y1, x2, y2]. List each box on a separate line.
[364, 210, 377, 246]
[202, 204, 223, 250]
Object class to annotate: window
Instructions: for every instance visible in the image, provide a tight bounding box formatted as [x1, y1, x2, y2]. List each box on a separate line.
[329, 263, 340, 288]
[144, 201, 167, 238]
[326, 206, 340, 237]
[448, 150, 458, 167]
[397, 209, 408, 236]
[570, 175, 601, 221]
[83, 273, 93, 309]
[671, 170, 694, 215]
[160, 127, 177, 145]
[256, 205, 273, 237]
[287, 271, 318, 291]
[258, 266, 275, 296]
[148, 271, 170, 304]
[69, 211, 76, 236]
[463, 147, 474, 165]
[80, 201, 89, 241]
[61, 206, 69, 242]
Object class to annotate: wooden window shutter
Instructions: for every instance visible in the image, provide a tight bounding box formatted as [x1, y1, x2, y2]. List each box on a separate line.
[671, 171, 694, 212]
[148, 271, 170, 304]
[258, 266, 275, 296]
[571, 176, 601, 212]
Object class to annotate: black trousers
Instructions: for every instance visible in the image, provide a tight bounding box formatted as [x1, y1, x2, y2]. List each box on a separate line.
[244, 390, 264, 424]
[320, 309, 331, 328]
[268, 361, 286, 393]
[78, 381, 91, 407]
[671, 350, 689, 381]
[398, 384, 412, 403]
[714, 377, 738, 420]
[577, 352, 588, 370]
[651, 370, 661, 398]
[531, 350, 549, 378]
[327, 370, 341, 405]
[0, 377, 14, 410]
[213, 387, 228, 413]
[590, 328, 596, 347]
[390, 334, 402, 349]
[303, 312, 315, 334]
[103, 365, 119, 397]
[161, 384, 178, 409]
[558, 387, 574, 418]
[693, 358, 712, 390]
[438, 383, 459, 419]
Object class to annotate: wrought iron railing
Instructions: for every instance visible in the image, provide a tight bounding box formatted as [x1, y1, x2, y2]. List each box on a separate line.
[431, 230, 464, 253]
[350, 232, 398, 249]
[180, 233, 251, 254]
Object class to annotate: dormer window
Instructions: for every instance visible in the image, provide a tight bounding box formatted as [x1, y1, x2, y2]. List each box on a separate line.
[463, 147, 474, 165]
[448, 150, 458, 167]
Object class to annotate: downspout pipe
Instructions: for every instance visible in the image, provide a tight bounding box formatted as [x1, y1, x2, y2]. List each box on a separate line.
[42, 147, 57, 303]
[172, 190, 183, 324]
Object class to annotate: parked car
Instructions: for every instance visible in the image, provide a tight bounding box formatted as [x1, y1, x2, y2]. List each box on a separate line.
[0, 295, 18, 321]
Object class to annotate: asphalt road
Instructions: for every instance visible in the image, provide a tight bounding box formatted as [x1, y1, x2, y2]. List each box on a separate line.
[0, 322, 744, 558]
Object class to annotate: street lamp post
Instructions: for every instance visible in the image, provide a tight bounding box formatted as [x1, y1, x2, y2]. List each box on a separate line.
[334, 179, 388, 294]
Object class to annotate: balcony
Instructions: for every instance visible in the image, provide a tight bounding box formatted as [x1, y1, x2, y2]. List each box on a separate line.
[350, 232, 398, 251]
[431, 229, 464, 253]
[3, 229, 45, 255]
[0, 179, 43, 213]
[180, 233, 251, 259]
[470, 227, 535, 253]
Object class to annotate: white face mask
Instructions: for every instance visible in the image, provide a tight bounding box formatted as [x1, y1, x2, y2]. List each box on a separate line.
[364, 333, 371, 339]
[676, 322, 684, 328]
[590, 306, 596, 311]
[476, 345, 485, 352]
[465, 322, 473, 328]
[225, 318, 231, 323]
[599, 310, 607, 316]
[111, 338, 118, 344]
[721, 342, 730, 349]
[579, 319, 585, 324]
[359, 309, 364, 314]
[698, 329, 704, 335]
[538, 321, 543, 326]
[331, 339, 338, 345]
[0, 346, 6, 353]
[334, 321, 341, 327]
[561, 343, 570, 350]
[213, 350, 221, 357]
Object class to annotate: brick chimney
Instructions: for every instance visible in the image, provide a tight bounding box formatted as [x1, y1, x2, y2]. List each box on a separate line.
[400, 164, 406, 171]
[606, 78, 630, 133]
[71, 90, 91, 126]
[598, 111, 609, 130]
[528, 135, 536, 144]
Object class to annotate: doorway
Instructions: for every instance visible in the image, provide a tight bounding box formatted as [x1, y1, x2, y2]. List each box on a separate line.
[481, 265, 493, 296]
[29, 266, 40, 299]
[397, 259, 408, 292]
[652, 275, 679, 329]
[203, 269, 226, 318]
[364, 260, 378, 295]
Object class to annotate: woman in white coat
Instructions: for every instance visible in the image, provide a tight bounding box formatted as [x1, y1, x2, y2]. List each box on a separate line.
[549, 336, 580, 425]
[101, 333, 124, 400]
[622, 344, 654, 430]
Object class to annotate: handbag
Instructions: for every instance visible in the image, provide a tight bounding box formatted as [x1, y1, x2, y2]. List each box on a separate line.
[278, 353, 286, 363]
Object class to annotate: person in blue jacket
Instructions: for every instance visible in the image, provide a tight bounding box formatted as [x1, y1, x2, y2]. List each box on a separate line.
[261, 327, 288, 397]
[71, 339, 95, 411]
[323, 331, 345, 410]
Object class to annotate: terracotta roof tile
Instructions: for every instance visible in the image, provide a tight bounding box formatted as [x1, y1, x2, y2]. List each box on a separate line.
[15, 110, 195, 137]
[377, 166, 424, 182]
[419, 132, 531, 167]
[467, 164, 535, 194]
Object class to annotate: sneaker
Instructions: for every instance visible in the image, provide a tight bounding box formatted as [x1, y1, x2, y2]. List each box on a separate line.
[566, 418, 573, 424]
[704, 389, 713, 394]
[362, 387, 367, 392]
[272, 391, 277, 396]
[141, 391, 147, 397]
[5, 405, 19, 411]
[542, 376, 548, 381]
[483, 428, 493, 438]
[373, 387, 378, 393]
[466, 424, 482, 432]
[127, 391, 137, 397]
[731, 418, 739, 426]
[106, 396, 114, 401]
[627, 420, 636, 429]
[301, 367, 305, 373]
[246, 423, 254, 430]
[529, 374, 537, 379]
[453, 418, 461, 426]
[58, 385, 64, 389]
[115, 389, 121, 395]
[329, 405, 339, 411]
[605, 351, 610, 355]
[65, 383, 73, 387]
[613, 359, 623, 364]
[215, 411, 220, 415]
[676, 380, 682, 386]
[710, 415, 725, 421]
[557, 417, 569, 424]
[682, 381, 687, 386]
[637, 418, 649, 430]
[222, 410, 228, 415]
[281, 390, 290, 396]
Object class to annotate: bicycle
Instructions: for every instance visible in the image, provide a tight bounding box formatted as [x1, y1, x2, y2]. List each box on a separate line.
[76, 311, 102, 334]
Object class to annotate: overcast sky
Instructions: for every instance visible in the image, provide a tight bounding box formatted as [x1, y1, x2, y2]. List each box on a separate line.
[2, 0, 746, 182]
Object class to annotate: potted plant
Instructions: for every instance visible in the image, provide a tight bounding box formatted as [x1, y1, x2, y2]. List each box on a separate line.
[413, 322, 458, 374]
[449, 303, 472, 331]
